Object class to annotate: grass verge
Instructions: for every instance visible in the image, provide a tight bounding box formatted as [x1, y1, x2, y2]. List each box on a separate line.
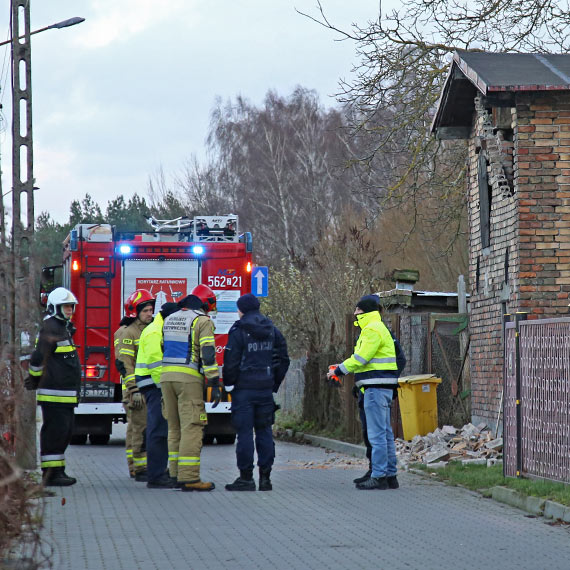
[414, 462, 570, 506]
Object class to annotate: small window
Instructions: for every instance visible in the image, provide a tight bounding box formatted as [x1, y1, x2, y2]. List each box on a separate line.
[478, 152, 492, 249]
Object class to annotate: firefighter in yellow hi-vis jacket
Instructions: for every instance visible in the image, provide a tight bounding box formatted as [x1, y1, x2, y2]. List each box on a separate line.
[160, 284, 221, 492]
[116, 289, 156, 482]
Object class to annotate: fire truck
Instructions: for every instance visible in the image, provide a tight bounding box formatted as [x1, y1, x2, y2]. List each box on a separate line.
[40, 215, 252, 445]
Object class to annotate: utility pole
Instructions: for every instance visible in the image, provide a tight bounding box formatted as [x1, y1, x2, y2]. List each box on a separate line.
[11, 0, 36, 469]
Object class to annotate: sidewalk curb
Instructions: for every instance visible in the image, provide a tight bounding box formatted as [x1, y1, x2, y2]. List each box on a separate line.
[492, 487, 570, 523]
[301, 434, 367, 459]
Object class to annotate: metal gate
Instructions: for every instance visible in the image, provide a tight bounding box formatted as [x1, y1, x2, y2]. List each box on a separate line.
[504, 317, 570, 483]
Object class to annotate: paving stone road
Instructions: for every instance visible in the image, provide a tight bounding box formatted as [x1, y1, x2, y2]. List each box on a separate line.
[38, 424, 570, 570]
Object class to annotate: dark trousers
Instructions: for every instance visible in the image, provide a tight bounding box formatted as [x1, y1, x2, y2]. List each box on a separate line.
[231, 389, 275, 471]
[39, 404, 74, 470]
[143, 385, 169, 482]
[358, 392, 372, 468]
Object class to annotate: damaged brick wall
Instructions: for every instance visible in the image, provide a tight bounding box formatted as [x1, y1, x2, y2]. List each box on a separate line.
[468, 91, 570, 431]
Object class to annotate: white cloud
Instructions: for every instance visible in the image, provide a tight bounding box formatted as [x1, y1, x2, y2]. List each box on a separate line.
[74, 0, 192, 49]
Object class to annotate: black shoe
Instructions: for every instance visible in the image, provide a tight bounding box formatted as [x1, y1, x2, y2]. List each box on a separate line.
[225, 476, 256, 491]
[387, 475, 399, 489]
[258, 467, 272, 491]
[44, 468, 77, 487]
[147, 476, 176, 489]
[353, 469, 372, 485]
[357, 476, 388, 490]
[134, 470, 148, 482]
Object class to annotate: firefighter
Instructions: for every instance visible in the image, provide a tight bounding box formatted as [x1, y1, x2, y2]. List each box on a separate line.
[328, 295, 400, 490]
[222, 293, 290, 491]
[114, 316, 135, 477]
[24, 287, 81, 486]
[135, 302, 179, 489]
[117, 289, 156, 482]
[160, 284, 220, 492]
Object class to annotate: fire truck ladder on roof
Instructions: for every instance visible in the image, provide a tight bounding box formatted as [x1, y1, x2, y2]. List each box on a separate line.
[82, 253, 113, 364]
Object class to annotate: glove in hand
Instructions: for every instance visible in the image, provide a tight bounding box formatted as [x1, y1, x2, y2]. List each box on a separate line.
[130, 391, 144, 410]
[24, 375, 39, 391]
[210, 385, 221, 409]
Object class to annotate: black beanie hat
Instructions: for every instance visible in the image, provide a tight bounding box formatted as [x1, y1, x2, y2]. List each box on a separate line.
[356, 294, 380, 313]
[177, 294, 203, 310]
[237, 293, 260, 314]
[159, 302, 179, 319]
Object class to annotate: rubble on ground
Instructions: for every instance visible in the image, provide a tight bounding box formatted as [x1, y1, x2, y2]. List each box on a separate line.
[396, 423, 503, 469]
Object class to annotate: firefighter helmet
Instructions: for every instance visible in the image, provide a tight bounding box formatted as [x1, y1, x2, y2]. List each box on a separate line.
[47, 287, 78, 320]
[124, 289, 156, 318]
[191, 284, 217, 313]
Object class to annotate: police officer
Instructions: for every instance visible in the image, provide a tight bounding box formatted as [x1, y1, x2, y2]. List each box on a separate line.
[117, 289, 156, 482]
[223, 293, 290, 491]
[161, 284, 220, 492]
[135, 302, 179, 489]
[25, 287, 81, 486]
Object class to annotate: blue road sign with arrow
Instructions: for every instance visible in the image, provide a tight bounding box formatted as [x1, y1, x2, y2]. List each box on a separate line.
[251, 266, 268, 297]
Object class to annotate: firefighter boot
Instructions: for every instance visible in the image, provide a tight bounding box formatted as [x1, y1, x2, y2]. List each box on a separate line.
[258, 467, 272, 492]
[225, 469, 256, 492]
[180, 480, 216, 492]
[134, 470, 148, 482]
[43, 467, 77, 487]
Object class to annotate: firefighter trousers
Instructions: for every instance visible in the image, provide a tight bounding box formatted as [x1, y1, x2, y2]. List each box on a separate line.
[128, 399, 147, 474]
[161, 379, 207, 482]
[39, 403, 75, 471]
[123, 401, 134, 473]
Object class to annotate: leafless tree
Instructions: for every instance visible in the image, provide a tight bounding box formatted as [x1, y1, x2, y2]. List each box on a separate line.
[299, 0, 570, 246]
[206, 88, 357, 264]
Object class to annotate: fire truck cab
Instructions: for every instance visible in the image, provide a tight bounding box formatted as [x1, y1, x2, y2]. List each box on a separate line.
[42, 215, 252, 445]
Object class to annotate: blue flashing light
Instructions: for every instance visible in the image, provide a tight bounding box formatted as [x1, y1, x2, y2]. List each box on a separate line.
[192, 245, 205, 255]
[119, 244, 132, 254]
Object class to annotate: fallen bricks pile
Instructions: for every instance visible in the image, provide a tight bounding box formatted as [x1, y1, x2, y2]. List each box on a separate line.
[396, 423, 503, 469]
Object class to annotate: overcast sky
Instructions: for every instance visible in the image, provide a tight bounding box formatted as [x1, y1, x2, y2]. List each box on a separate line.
[0, 1, 381, 225]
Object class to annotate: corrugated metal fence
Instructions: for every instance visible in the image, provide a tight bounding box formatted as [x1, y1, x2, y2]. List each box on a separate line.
[504, 317, 570, 483]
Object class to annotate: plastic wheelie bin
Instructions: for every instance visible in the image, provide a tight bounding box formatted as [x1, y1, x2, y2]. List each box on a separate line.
[397, 374, 442, 440]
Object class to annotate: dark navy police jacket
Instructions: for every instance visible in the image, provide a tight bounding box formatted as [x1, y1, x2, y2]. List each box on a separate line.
[223, 310, 290, 392]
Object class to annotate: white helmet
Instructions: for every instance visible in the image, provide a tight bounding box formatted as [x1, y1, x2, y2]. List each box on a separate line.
[47, 287, 78, 320]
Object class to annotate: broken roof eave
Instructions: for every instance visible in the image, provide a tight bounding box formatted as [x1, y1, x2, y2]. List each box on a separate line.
[431, 55, 485, 138]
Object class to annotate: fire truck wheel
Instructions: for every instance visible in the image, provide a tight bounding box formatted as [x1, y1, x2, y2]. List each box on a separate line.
[203, 434, 215, 445]
[89, 434, 110, 445]
[215, 434, 236, 445]
[70, 434, 88, 445]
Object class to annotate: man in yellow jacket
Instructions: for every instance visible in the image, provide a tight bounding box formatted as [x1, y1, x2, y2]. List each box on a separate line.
[328, 295, 399, 490]
[135, 302, 178, 489]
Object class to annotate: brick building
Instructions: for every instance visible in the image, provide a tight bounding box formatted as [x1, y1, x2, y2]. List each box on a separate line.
[432, 51, 570, 431]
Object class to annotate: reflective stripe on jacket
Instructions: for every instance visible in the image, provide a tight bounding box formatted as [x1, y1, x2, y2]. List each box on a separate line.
[117, 320, 147, 391]
[339, 311, 398, 388]
[136, 313, 165, 389]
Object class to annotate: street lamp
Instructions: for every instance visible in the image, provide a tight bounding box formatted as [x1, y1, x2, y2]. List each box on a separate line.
[7, 1, 85, 470]
[0, 17, 85, 47]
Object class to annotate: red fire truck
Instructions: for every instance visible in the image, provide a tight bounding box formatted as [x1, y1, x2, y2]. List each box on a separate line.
[41, 215, 252, 445]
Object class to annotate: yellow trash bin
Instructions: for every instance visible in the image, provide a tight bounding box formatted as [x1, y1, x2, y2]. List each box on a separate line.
[397, 374, 442, 440]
